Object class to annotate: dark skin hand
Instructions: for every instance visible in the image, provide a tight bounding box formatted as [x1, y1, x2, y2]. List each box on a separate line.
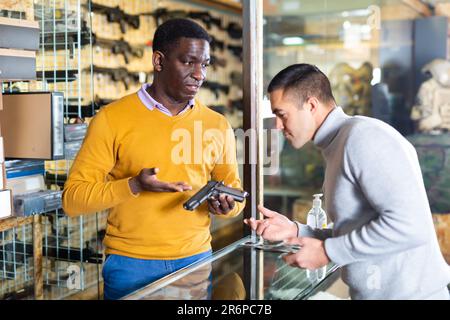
[129, 168, 192, 194]
[207, 185, 236, 215]
[129, 169, 235, 214]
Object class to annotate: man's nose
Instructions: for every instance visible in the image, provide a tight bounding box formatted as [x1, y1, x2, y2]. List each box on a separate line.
[192, 65, 205, 82]
[275, 117, 284, 130]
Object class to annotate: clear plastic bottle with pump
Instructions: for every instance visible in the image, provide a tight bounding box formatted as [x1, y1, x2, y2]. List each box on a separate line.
[306, 193, 327, 283]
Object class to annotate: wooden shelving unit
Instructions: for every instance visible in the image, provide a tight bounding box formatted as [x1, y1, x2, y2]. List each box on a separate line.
[0, 216, 33, 233]
[0, 215, 43, 299]
[191, 0, 242, 13]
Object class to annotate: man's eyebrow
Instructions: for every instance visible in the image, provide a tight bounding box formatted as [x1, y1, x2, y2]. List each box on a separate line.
[272, 108, 282, 114]
[183, 55, 210, 62]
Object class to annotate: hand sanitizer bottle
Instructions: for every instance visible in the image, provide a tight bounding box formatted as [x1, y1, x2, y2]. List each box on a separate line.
[306, 194, 327, 229]
[306, 193, 327, 283]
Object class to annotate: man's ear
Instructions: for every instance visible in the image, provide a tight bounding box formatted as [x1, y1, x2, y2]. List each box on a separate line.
[306, 97, 320, 113]
[153, 50, 165, 72]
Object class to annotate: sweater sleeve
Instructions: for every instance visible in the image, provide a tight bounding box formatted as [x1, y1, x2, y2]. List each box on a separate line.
[294, 221, 333, 240]
[62, 109, 137, 217]
[210, 120, 245, 219]
[324, 125, 431, 266]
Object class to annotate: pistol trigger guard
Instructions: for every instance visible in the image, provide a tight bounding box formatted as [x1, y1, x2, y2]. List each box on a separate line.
[211, 190, 219, 199]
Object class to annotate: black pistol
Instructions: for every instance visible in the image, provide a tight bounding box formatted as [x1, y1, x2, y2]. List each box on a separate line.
[183, 180, 249, 211]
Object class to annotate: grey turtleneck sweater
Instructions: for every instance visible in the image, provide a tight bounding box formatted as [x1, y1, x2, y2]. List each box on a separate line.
[296, 107, 450, 300]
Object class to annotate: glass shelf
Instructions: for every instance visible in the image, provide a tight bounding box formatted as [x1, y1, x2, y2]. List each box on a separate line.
[123, 236, 339, 300]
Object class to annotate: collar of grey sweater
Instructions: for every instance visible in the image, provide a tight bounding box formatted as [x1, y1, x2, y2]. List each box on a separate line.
[313, 106, 351, 150]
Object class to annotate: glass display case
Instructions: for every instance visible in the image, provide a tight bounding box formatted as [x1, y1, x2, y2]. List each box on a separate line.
[1, 0, 245, 300]
[123, 236, 343, 300]
[261, 0, 450, 223]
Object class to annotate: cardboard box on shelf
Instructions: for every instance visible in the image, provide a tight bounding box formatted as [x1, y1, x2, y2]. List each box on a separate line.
[0, 92, 64, 160]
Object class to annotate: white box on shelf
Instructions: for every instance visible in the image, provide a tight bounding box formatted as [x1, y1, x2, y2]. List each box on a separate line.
[6, 174, 45, 196]
[0, 189, 12, 220]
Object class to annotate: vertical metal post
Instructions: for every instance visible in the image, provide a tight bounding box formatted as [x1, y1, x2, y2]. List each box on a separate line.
[242, 0, 264, 300]
[53, 0, 57, 84]
[79, 215, 84, 291]
[33, 215, 44, 300]
[40, 0, 46, 89]
[44, 214, 48, 285]
[65, 0, 69, 116]
[77, 0, 82, 117]
[22, 226, 27, 281]
[12, 228, 16, 279]
[243, 0, 263, 232]
[88, 0, 95, 118]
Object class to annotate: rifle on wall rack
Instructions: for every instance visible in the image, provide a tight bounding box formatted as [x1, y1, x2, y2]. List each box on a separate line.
[203, 81, 230, 99]
[224, 22, 242, 39]
[89, 2, 140, 33]
[92, 34, 144, 64]
[210, 35, 225, 51]
[187, 11, 222, 29]
[144, 8, 188, 26]
[210, 55, 227, 69]
[227, 44, 243, 60]
[92, 66, 141, 90]
[145, 8, 223, 30]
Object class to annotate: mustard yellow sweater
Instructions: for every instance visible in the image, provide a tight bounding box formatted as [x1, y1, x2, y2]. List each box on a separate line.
[62, 93, 244, 259]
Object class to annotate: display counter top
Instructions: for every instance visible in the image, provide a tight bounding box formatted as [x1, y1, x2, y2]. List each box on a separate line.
[123, 236, 341, 300]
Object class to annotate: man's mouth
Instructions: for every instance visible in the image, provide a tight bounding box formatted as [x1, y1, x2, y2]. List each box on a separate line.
[186, 84, 200, 92]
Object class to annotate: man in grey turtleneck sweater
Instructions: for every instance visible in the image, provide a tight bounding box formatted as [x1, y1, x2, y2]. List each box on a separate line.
[244, 64, 450, 299]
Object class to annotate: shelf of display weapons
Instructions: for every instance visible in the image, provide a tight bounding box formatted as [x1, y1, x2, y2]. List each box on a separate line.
[7, 1, 243, 122]
[1, 0, 101, 300]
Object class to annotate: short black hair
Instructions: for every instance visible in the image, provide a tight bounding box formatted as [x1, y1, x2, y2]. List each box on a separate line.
[152, 18, 211, 54]
[268, 64, 336, 106]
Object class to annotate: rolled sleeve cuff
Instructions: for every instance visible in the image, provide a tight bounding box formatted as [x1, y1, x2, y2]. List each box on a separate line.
[324, 236, 356, 267]
[114, 177, 140, 201]
[294, 221, 316, 238]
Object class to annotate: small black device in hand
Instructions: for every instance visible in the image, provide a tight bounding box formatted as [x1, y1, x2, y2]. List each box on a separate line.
[183, 180, 249, 211]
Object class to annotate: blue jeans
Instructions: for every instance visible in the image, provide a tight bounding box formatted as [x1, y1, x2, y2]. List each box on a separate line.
[102, 250, 212, 300]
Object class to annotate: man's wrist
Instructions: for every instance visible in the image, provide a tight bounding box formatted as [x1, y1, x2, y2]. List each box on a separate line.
[290, 221, 299, 238]
[128, 176, 143, 195]
[322, 240, 331, 264]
